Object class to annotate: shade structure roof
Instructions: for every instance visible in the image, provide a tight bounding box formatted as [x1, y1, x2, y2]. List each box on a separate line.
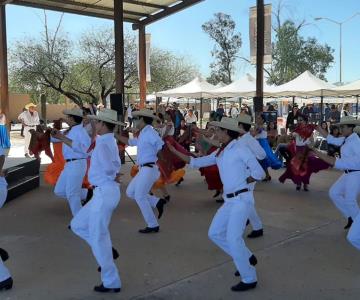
[334, 79, 360, 96]
[11, 0, 204, 28]
[267, 70, 337, 97]
[156, 77, 216, 98]
[209, 73, 274, 98]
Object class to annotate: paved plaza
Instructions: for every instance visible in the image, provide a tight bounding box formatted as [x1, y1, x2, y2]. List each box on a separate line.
[1, 142, 360, 300]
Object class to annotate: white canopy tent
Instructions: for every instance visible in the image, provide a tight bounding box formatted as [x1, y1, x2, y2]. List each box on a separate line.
[334, 79, 360, 96]
[209, 74, 274, 98]
[156, 77, 217, 98]
[266, 71, 337, 97]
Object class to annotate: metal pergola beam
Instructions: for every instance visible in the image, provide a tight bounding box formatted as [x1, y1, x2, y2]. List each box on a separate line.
[123, 0, 166, 10]
[12, 0, 139, 22]
[133, 0, 204, 29]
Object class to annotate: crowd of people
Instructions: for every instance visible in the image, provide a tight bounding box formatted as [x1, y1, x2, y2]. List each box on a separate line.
[1, 100, 360, 294]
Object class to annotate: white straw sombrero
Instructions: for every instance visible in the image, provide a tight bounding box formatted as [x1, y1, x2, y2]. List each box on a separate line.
[63, 108, 84, 118]
[336, 116, 360, 126]
[87, 109, 126, 126]
[132, 109, 160, 122]
[209, 117, 242, 132]
[236, 114, 253, 125]
[25, 103, 37, 110]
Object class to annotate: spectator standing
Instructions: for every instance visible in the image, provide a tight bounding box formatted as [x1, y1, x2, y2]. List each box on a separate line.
[127, 104, 133, 127]
[185, 109, 197, 125]
[286, 104, 300, 132]
[18, 103, 40, 157]
[0, 110, 10, 150]
[328, 105, 341, 124]
[216, 104, 225, 121]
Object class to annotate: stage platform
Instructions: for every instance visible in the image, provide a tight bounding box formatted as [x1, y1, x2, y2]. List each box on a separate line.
[4, 157, 40, 202]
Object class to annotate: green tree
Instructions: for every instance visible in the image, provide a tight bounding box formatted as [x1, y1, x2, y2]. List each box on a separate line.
[202, 13, 241, 85]
[268, 19, 334, 85]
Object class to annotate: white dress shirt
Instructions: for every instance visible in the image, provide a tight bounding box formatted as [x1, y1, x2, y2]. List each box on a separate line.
[327, 133, 360, 160]
[128, 125, 164, 165]
[185, 114, 197, 124]
[18, 111, 40, 127]
[88, 133, 121, 186]
[63, 123, 91, 160]
[189, 139, 265, 194]
[255, 129, 267, 139]
[294, 132, 311, 146]
[237, 132, 266, 160]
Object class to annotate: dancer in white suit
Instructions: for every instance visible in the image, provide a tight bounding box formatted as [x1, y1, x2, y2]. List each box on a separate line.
[167, 117, 265, 292]
[117, 109, 167, 234]
[236, 115, 266, 239]
[316, 117, 360, 230]
[51, 108, 91, 217]
[69, 109, 125, 293]
[0, 147, 12, 291]
[18, 103, 40, 157]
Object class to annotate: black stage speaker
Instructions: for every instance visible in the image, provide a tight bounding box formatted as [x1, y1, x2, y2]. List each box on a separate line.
[110, 93, 124, 118]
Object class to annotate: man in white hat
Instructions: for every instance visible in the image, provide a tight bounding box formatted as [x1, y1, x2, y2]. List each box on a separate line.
[0, 147, 12, 292]
[236, 115, 266, 239]
[167, 117, 265, 292]
[316, 116, 360, 230]
[51, 108, 91, 217]
[18, 103, 40, 157]
[116, 109, 167, 234]
[70, 109, 125, 293]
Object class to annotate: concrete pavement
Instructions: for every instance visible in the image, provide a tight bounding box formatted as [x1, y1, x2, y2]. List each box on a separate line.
[0, 160, 360, 299]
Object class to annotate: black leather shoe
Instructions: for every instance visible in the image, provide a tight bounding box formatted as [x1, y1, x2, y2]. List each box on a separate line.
[235, 255, 257, 276]
[0, 277, 13, 291]
[247, 229, 263, 238]
[344, 217, 353, 230]
[164, 195, 171, 202]
[246, 219, 250, 226]
[175, 178, 184, 186]
[231, 281, 257, 292]
[213, 190, 221, 198]
[0, 248, 9, 262]
[67, 225, 71, 230]
[296, 185, 301, 191]
[94, 283, 120, 293]
[98, 247, 119, 272]
[138, 226, 159, 234]
[156, 198, 166, 219]
[215, 198, 224, 203]
[82, 188, 93, 206]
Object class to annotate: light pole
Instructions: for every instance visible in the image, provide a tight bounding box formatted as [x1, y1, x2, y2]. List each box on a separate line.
[315, 13, 360, 84]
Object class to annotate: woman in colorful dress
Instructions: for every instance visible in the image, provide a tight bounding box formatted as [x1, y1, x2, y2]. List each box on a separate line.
[0, 110, 10, 151]
[279, 114, 329, 191]
[254, 116, 282, 181]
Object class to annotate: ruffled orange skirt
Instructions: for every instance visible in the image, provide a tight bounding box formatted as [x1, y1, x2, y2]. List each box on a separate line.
[44, 143, 91, 188]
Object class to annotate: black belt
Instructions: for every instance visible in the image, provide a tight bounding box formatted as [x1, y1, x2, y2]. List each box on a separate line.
[226, 188, 249, 198]
[66, 158, 86, 162]
[345, 170, 360, 174]
[140, 162, 155, 168]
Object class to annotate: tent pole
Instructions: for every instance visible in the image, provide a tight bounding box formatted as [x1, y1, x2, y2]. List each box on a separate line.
[320, 96, 324, 122]
[356, 95, 359, 119]
[292, 96, 295, 107]
[200, 98, 203, 128]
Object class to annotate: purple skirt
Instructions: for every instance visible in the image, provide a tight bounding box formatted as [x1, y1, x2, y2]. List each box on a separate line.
[279, 146, 329, 185]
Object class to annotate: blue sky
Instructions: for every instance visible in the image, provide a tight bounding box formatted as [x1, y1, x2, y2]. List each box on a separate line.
[4, 0, 360, 84]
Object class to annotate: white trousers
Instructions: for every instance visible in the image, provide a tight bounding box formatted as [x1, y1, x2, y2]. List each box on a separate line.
[0, 259, 10, 282]
[329, 172, 360, 220]
[54, 159, 87, 217]
[23, 126, 33, 155]
[248, 183, 263, 231]
[0, 177, 8, 208]
[71, 183, 121, 289]
[0, 177, 10, 282]
[126, 166, 160, 228]
[208, 193, 257, 283]
[348, 212, 360, 251]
